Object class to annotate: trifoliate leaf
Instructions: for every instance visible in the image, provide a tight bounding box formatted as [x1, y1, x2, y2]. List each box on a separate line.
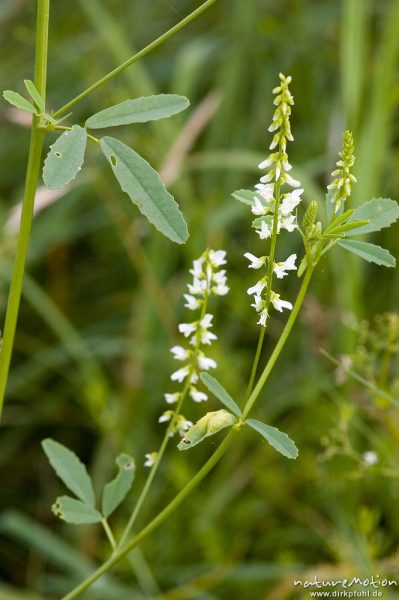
[200, 373, 242, 417]
[42, 439, 95, 507]
[337, 239, 396, 268]
[3, 90, 36, 113]
[246, 419, 298, 459]
[327, 220, 369, 235]
[52, 496, 102, 525]
[346, 198, 399, 236]
[100, 136, 188, 244]
[86, 94, 189, 129]
[178, 410, 236, 451]
[24, 79, 45, 112]
[42, 125, 87, 189]
[324, 209, 355, 234]
[102, 454, 135, 518]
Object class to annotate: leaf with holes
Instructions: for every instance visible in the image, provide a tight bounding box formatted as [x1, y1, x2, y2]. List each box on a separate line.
[24, 79, 45, 112]
[346, 198, 399, 236]
[42, 439, 95, 507]
[52, 496, 102, 525]
[3, 90, 36, 113]
[246, 419, 298, 459]
[43, 125, 87, 189]
[102, 454, 135, 517]
[337, 239, 396, 268]
[100, 136, 188, 244]
[200, 373, 242, 417]
[86, 94, 189, 129]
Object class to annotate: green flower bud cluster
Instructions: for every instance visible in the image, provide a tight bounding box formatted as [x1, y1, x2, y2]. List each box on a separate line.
[327, 130, 357, 213]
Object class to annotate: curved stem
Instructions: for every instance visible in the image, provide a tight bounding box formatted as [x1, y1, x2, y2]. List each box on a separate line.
[0, 0, 50, 419]
[53, 0, 218, 119]
[61, 266, 314, 600]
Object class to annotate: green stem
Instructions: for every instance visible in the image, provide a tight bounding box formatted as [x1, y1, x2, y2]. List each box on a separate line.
[53, 0, 218, 119]
[101, 518, 116, 550]
[117, 286, 210, 549]
[0, 0, 50, 420]
[61, 266, 314, 600]
[245, 327, 265, 399]
[242, 265, 314, 418]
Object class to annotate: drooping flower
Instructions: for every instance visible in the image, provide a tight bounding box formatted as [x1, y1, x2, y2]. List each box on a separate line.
[273, 254, 297, 279]
[144, 452, 158, 468]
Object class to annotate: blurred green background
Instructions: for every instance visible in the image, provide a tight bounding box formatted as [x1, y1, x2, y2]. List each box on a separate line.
[1, 0, 399, 598]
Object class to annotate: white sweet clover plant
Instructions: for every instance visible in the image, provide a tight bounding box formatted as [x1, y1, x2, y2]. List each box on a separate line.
[32, 74, 399, 599]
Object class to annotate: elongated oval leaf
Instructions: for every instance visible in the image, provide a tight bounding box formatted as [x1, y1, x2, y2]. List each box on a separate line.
[43, 125, 87, 189]
[178, 410, 236, 451]
[346, 198, 399, 236]
[246, 419, 298, 459]
[24, 79, 45, 112]
[100, 136, 188, 244]
[52, 496, 102, 525]
[337, 239, 396, 268]
[102, 454, 135, 517]
[3, 90, 36, 113]
[232, 189, 265, 207]
[42, 439, 95, 507]
[200, 372, 242, 417]
[86, 94, 189, 129]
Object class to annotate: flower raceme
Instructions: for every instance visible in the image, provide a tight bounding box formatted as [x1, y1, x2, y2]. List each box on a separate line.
[144, 249, 229, 465]
[245, 73, 301, 328]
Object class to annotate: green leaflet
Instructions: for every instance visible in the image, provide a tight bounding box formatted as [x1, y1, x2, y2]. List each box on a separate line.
[3, 90, 36, 113]
[200, 372, 242, 417]
[42, 439, 95, 507]
[337, 239, 396, 268]
[246, 419, 298, 459]
[86, 94, 189, 129]
[102, 454, 135, 517]
[346, 198, 399, 236]
[178, 410, 236, 451]
[100, 136, 188, 244]
[42, 125, 87, 189]
[52, 496, 102, 525]
[24, 79, 45, 112]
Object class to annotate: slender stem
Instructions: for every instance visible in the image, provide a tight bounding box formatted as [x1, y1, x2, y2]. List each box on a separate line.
[61, 267, 314, 600]
[101, 518, 116, 550]
[61, 431, 236, 600]
[245, 179, 282, 399]
[0, 0, 50, 419]
[117, 287, 210, 549]
[53, 0, 218, 119]
[48, 125, 99, 144]
[242, 265, 314, 418]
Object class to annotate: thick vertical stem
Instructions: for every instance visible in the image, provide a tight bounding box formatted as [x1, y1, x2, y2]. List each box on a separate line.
[0, 0, 50, 418]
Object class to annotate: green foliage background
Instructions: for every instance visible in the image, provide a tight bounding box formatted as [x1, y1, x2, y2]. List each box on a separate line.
[1, 0, 399, 598]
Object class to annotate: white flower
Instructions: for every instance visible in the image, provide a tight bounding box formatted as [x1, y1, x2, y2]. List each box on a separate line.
[198, 354, 217, 370]
[187, 278, 207, 296]
[256, 220, 272, 240]
[251, 196, 268, 216]
[171, 366, 190, 382]
[279, 189, 303, 215]
[164, 392, 180, 404]
[244, 253, 266, 269]
[251, 295, 264, 312]
[280, 214, 297, 232]
[247, 278, 267, 296]
[199, 330, 217, 345]
[144, 452, 158, 468]
[208, 249, 227, 267]
[273, 254, 297, 279]
[176, 415, 193, 435]
[270, 292, 293, 312]
[257, 310, 269, 327]
[255, 183, 274, 201]
[200, 314, 213, 329]
[170, 345, 190, 361]
[285, 173, 301, 188]
[190, 257, 205, 278]
[178, 322, 197, 337]
[213, 282, 229, 296]
[189, 387, 208, 402]
[184, 294, 202, 311]
[363, 451, 378, 466]
[159, 410, 173, 423]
